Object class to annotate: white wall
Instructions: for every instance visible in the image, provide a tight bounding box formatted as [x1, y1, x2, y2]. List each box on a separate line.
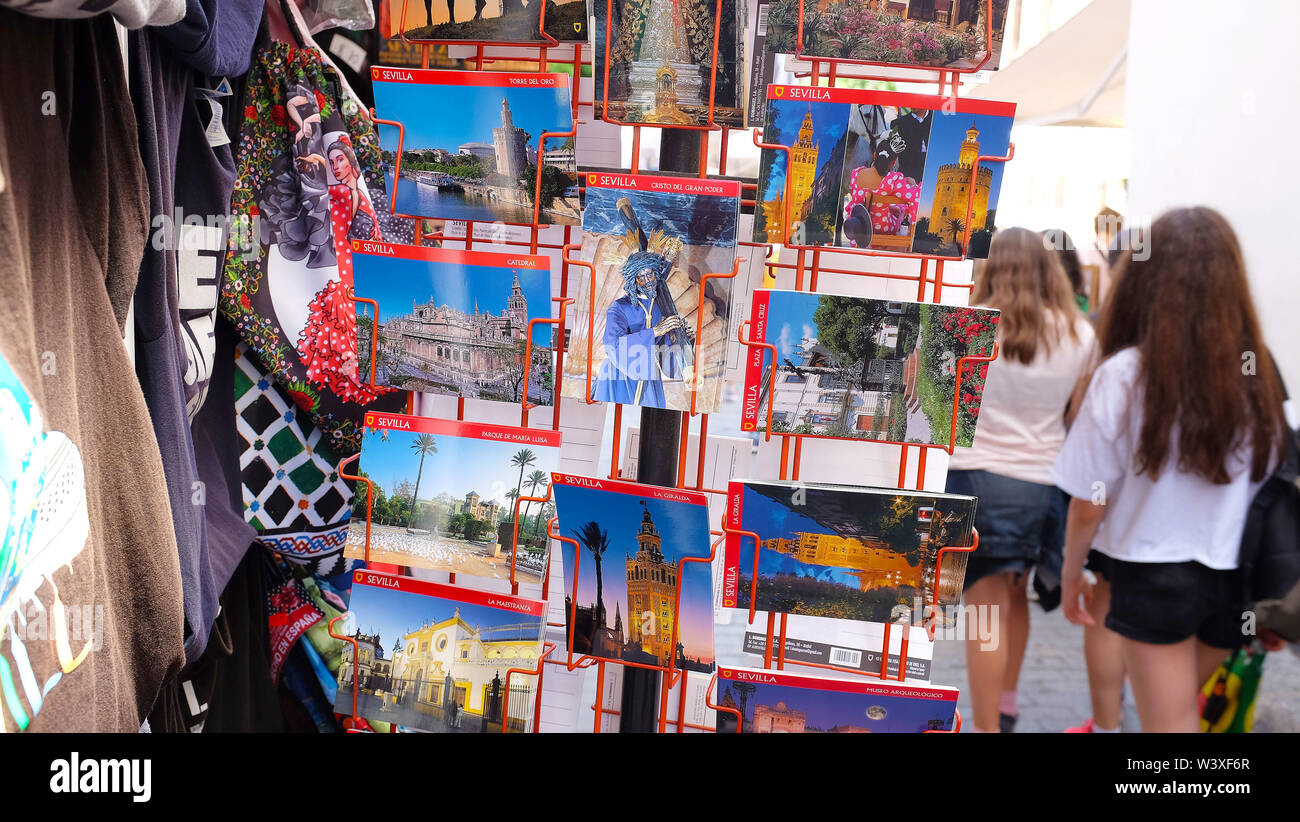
[1126, 0, 1300, 393]
[994, 124, 1129, 245]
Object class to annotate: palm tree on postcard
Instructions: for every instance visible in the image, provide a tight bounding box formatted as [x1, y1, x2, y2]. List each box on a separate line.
[405, 434, 438, 533]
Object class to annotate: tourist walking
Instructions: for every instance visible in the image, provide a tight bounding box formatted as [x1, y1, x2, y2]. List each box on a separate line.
[1054, 207, 1292, 732]
[947, 227, 1097, 733]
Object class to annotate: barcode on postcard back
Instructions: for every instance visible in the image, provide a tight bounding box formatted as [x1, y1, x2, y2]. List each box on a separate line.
[829, 647, 862, 668]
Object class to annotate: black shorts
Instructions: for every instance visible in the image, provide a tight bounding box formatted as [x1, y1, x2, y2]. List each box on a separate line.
[1096, 552, 1246, 650]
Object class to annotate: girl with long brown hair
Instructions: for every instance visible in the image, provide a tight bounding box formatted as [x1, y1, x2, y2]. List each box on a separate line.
[1053, 207, 1290, 732]
[948, 227, 1097, 732]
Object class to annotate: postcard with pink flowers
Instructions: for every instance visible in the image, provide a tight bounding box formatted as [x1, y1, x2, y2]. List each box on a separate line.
[752, 85, 1014, 258]
[741, 289, 999, 447]
[763, 0, 1012, 72]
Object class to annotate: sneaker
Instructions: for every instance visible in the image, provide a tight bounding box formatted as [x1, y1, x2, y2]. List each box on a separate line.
[999, 712, 1017, 734]
[1065, 717, 1095, 733]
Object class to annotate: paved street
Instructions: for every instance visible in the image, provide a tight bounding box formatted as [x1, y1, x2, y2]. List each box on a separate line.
[929, 605, 1300, 733]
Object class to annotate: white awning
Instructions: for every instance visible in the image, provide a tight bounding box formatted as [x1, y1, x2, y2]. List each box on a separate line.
[973, 0, 1129, 127]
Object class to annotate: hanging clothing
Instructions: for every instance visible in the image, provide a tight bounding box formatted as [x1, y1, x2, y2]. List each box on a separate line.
[0, 9, 184, 731]
[0, 0, 182, 27]
[127, 0, 264, 665]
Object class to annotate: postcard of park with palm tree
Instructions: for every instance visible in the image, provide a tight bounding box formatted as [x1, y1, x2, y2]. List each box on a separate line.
[345, 412, 562, 585]
[550, 475, 715, 672]
[741, 289, 999, 447]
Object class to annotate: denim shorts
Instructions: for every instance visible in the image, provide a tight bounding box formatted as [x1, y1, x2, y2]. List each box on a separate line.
[946, 469, 1068, 590]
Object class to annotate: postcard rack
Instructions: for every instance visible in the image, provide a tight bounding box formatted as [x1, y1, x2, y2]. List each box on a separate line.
[697, 23, 1007, 732]
[329, 1, 1012, 734]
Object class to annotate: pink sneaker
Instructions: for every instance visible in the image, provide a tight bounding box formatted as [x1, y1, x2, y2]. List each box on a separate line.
[1064, 718, 1095, 733]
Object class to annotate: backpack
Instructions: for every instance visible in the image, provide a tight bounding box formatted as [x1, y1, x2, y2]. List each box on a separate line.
[1237, 422, 1300, 609]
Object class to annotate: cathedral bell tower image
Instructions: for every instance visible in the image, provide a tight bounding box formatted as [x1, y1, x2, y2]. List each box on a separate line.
[507, 271, 529, 330]
[625, 500, 678, 666]
[762, 104, 820, 242]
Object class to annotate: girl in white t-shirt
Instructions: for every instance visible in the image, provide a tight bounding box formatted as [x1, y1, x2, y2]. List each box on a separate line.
[947, 227, 1096, 733]
[1052, 207, 1290, 733]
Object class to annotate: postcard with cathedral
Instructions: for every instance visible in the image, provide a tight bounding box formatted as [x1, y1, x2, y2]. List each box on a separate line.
[753, 86, 1014, 257]
[591, 0, 745, 127]
[714, 667, 958, 733]
[351, 241, 554, 404]
[740, 289, 1000, 446]
[335, 571, 546, 733]
[550, 474, 715, 672]
[344, 412, 562, 585]
[722, 480, 975, 626]
[382, 0, 588, 43]
[560, 173, 741, 414]
[371, 68, 578, 225]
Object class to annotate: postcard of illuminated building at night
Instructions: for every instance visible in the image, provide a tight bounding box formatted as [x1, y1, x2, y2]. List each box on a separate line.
[722, 479, 976, 627]
[551, 474, 715, 672]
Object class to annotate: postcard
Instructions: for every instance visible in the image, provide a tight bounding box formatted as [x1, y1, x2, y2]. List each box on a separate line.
[344, 413, 562, 584]
[740, 289, 1000, 446]
[753, 86, 1014, 257]
[381, 0, 588, 43]
[351, 241, 554, 403]
[560, 173, 740, 414]
[592, 0, 745, 127]
[722, 479, 976, 625]
[335, 571, 546, 733]
[762, 0, 1011, 72]
[715, 666, 958, 732]
[371, 68, 578, 225]
[550, 474, 715, 672]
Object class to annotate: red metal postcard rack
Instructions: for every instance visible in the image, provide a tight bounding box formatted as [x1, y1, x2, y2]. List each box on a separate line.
[331, 0, 1012, 734]
[672, 3, 1010, 734]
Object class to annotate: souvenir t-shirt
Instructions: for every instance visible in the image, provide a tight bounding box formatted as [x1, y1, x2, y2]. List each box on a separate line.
[0, 10, 185, 731]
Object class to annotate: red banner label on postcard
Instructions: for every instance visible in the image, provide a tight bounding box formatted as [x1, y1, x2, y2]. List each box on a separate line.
[362, 412, 564, 448]
[371, 67, 569, 90]
[351, 570, 548, 617]
[549, 473, 709, 507]
[740, 289, 772, 432]
[352, 240, 549, 271]
[722, 480, 744, 608]
[765, 84, 1016, 117]
[718, 666, 958, 700]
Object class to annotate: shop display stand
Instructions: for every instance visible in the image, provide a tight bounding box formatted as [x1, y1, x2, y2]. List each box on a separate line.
[330, 0, 1012, 733]
[697, 2, 1012, 731]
